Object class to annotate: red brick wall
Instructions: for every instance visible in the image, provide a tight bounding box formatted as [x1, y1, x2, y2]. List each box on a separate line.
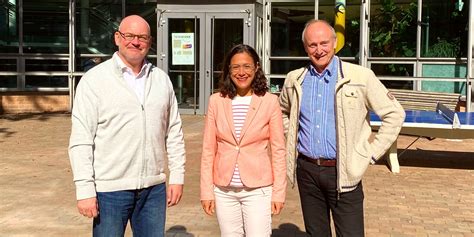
[0, 93, 70, 114]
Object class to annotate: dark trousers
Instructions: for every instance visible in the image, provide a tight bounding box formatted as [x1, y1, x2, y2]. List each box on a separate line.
[296, 158, 364, 237]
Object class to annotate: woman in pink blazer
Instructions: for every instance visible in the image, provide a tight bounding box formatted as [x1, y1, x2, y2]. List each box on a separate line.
[200, 44, 286, 236]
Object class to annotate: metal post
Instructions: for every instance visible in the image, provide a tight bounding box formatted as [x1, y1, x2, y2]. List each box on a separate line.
[359, 0, 369, 67]
[466, 0, 473, 112]
[69, 0, 76, 112]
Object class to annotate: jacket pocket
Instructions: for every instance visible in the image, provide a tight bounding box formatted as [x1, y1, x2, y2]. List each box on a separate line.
[347, 140, 372, 180]
[343, 86, 361, 109]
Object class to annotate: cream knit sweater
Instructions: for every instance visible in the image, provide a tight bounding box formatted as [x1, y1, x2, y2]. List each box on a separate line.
[69, 57, 185, 200]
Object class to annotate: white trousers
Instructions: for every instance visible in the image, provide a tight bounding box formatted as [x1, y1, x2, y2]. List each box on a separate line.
[214, 186, 272, 237]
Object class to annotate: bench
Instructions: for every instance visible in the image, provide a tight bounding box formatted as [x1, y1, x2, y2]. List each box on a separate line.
[389, 89, 461, 111]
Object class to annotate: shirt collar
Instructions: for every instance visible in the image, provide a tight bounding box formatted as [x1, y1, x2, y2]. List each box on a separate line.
[309, 56, 338, 78]
[113, 52, 151, 77]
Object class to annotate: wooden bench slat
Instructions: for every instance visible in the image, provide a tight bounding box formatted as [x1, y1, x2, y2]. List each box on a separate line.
[388, 89, 460, 111]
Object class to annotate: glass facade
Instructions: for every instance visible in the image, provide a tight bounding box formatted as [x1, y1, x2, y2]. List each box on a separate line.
[269, 2, 314, 91]
[0, 0, 472, 112]
[23, 0, 69, 54]
[268, 0, 361, 92]
[369, 0, 417, 58]
[0, 0, 19, 53]
[75, 1, 121, 56]
[0, 0, 157, 92]
[367, 0, 470, 93]
[421, 0, 468, 58]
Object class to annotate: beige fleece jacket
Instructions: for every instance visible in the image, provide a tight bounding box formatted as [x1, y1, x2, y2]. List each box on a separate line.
[279, 59, 405, 193]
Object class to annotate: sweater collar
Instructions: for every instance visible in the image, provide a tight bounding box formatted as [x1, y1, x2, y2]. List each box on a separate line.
[113, 52, 151, 77]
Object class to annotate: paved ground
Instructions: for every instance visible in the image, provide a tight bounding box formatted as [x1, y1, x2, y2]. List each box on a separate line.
[0, 113, 473, 237]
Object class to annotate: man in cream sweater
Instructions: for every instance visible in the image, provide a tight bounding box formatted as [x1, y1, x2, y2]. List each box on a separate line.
[69, 15, 185, 236]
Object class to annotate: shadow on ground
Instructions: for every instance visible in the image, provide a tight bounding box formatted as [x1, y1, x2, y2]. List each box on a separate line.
[375, 148, 474, 170]
[398, 148, 474, 169]
[164, 223, 307, 237]
[0, 112, 70, 139]
[166, 225, 194, 237]
[0, 112, 69, 121]
[0, 127, 16, 140]
[272, 223, 307, 237]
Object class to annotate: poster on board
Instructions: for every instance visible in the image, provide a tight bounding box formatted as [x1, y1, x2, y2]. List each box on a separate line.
[172, 33, 194, 65]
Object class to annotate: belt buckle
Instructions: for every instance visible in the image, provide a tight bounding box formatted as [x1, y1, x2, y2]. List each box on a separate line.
[316, 158, 321, 166]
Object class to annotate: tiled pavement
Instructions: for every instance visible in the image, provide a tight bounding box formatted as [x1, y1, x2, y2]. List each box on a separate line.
[0, 113, 473, 237]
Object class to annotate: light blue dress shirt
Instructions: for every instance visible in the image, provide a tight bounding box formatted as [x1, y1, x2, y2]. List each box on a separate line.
[297, 57, 338, 160]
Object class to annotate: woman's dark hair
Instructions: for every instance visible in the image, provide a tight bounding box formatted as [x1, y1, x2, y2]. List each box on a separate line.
[219, 44, 268, 98]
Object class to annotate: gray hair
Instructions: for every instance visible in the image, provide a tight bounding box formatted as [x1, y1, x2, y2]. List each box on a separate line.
[301, 19, 337, 45]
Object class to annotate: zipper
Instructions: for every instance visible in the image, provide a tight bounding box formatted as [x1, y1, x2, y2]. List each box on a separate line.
[292, 68, 305, 186]
[138, 65, 150, 188]
[138, 103, 146, 188]
[335, 88, 342, 198]
[335, 58, 345, 197]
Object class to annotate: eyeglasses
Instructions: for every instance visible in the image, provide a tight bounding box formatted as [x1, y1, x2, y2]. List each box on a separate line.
[117, 31, 151, 42]
[229, 64, 256, 73]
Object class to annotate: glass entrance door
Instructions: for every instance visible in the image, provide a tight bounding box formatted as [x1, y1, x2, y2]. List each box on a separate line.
[157, 10, 250, 114]
[206, 14, 250, 97]
[159, 13, 204, 114]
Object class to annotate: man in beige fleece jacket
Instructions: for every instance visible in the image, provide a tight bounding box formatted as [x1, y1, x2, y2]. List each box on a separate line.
[279, 19, 405, 236]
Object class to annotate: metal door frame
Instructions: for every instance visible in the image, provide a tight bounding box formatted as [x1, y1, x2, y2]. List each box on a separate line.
[157, 12, 206, 114]
[205, 12, 252, 111]
[157, 4, 255, 114]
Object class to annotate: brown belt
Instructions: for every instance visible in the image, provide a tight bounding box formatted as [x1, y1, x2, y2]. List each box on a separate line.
[299, 154, 337, 167]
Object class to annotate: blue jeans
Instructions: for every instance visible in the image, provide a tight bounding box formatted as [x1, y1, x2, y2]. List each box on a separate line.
[93, 183, 167, 237]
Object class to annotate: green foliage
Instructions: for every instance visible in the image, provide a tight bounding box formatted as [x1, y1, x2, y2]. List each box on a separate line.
[370, 0, 417, 57]
[425, 38, 460, 57]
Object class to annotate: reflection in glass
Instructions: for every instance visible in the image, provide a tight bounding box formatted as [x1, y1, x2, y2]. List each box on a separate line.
[0, 59, 17, 71]
[370, 0, 417, 57]
[168, 18, 200, 110]
[81, 57, 106, 72]
[212, 19, 243, 93]
[75, 0, 121, 55]
[0, 0, 19, 53]
[23, 0, 69, 53]
[0, 76, 17, 88]
[271, 2, 314, 57]
[371, 63, 414, 89]
[25, 59, 68, 71]
[26, 76, 68, 88]
[421, 1, 468, 57]
[269, 78, 284, 94]
[271, 60, 308, 75]
[318, 0, 361, 57]
[126, 1, 157, 55]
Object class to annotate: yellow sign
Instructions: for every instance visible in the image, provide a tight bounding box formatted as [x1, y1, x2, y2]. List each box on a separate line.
[335, 0, 345, 53]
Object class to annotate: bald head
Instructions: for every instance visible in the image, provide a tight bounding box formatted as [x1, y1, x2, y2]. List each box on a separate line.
[301, 19, 336, 45]
[114, 15, 152, 72]
[119, 15, 151, 35]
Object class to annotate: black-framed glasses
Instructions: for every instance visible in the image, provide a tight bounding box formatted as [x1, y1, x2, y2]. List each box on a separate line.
[117, 31, 151, 42]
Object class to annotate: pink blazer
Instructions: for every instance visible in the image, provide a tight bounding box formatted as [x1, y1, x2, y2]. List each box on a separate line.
[200, 92, 287, 202]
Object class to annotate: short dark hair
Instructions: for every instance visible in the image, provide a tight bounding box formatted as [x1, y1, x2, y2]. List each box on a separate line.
[218, 44, 268, 99]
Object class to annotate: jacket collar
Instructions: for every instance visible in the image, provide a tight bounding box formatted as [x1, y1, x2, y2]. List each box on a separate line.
[223, 93, 263, 143]
[335, 59, 351, 90]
